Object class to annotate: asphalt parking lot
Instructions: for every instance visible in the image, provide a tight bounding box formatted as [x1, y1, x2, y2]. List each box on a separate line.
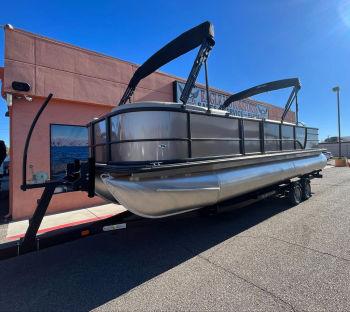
[0, 166, 349, 311]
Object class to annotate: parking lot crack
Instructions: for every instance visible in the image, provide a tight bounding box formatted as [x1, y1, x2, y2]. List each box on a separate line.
[237, 235, 350, 263]
[195, 253, 297, 312]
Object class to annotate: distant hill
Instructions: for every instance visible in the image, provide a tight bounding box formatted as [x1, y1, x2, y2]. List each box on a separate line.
[322, 136, 350, 143]
[51, 137, 88, 147]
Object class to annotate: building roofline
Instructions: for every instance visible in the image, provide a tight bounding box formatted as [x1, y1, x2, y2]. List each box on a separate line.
[3, 25, 294, 113]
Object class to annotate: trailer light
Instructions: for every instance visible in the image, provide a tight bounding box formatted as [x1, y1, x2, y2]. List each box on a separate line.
[81, 229, 90, 236]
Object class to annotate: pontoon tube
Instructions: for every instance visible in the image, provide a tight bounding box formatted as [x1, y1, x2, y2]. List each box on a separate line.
[101, 153, 326, 218]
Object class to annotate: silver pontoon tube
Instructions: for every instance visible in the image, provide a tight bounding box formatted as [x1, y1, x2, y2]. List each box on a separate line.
[101, 153, 326, 218]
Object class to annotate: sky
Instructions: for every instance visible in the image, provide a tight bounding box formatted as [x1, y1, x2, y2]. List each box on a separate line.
[1, 0, 350, 145]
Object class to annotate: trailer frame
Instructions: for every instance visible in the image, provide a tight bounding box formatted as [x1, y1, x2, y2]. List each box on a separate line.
[0, 166, 322, 261]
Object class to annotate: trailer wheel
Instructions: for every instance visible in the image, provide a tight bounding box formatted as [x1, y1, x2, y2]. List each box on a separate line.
[288, 182, 302, 205]
[301, 179, 311, 200]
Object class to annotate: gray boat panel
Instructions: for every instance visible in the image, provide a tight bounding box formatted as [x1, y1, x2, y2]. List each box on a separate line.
[192, 140, 240, 158]
[100, 153, 326, 218]
[110, 110, 187, 141]
[110, 141, 188, 162]
[190, 114, 239, 139]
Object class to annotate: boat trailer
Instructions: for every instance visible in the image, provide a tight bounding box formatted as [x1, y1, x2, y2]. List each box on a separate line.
[0, 152, 322, 261]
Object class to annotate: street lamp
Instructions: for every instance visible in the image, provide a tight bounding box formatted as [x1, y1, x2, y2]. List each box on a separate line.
[332, 86, 341, 157]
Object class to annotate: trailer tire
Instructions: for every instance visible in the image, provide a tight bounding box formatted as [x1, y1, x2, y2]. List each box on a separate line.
[288, 182, 302, 205]
[301, 179, 311, 200]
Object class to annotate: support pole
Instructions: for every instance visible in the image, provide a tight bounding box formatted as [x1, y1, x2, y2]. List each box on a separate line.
[204, 60, 210, 111]
[337, 89, 341, 157]
[295, 93, 299, 125]
[332, 86, 341, 157]
[19, 183, 57, 254]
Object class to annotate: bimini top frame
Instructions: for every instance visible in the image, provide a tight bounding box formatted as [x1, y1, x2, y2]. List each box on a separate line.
[118, 21, 215, 107]
[219, 78, 301, 123]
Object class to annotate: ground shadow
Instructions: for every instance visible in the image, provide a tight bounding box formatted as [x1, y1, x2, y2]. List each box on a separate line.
[0, 197, 293, 311]
[0, 193, 9, 222]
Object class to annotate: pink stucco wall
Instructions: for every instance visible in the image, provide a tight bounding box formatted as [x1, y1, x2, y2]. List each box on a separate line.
[3, 27, 175, 105]
[3, 27, 176, 219]
[9, 99, 107, 219]
[2, 26, 295, 220]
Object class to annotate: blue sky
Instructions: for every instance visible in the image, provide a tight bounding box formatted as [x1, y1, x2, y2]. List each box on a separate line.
[1, 0, 350, 145]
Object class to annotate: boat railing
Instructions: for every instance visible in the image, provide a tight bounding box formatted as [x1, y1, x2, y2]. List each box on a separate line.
[88, 108, 319, 164]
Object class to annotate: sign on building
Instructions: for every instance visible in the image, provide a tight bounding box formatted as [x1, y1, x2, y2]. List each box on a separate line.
[173, 81, 269, 119]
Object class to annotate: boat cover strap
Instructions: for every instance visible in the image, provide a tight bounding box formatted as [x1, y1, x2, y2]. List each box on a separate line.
[119, 21, 215, 106]
[219, 78, 301, 110]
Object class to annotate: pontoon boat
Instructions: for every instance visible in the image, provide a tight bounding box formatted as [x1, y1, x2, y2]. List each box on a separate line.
[88, 21, 326, 218]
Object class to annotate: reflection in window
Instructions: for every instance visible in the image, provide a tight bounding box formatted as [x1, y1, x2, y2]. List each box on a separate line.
[264, 123, 279, 140]
[191, 115, 239, 139]
[95, 145, 107, 163]
[244, 120, 261, 153]
[110, 111, 187, 141]
[306, 128, 319, 149]
[264, 140, 280, 151]
[94, 120, 107, 144]
[245, 140, 261, 153]
[50, 124, 88, 180]
[282, 125, 294, 150]
[281, 125, 293, 140]
[264, 122, 280, 152]
[295, 127, 305, 149]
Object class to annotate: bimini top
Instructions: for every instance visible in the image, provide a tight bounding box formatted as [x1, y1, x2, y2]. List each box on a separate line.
[114, 20, 300, 124]
[118, 21, 215, 106]
[219, 78, 301, 123]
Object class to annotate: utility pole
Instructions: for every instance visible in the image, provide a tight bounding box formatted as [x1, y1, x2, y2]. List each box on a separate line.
[332, 86, 341, 157]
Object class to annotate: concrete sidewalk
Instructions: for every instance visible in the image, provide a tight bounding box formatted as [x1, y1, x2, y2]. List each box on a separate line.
[2, 203, 126, 242]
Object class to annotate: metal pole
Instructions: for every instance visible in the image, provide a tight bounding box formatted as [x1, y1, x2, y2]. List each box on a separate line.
[332, 86, 341, 157]
[204, 60, 210, 111]
[337, 89, 341, 157]
[295, 93, 299, 125]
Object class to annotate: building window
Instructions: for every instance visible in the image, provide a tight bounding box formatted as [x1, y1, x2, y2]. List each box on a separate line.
[50, 124, 88, 180]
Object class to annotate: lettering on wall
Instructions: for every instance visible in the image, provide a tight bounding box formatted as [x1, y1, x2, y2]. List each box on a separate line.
[173, 81, 269, 119]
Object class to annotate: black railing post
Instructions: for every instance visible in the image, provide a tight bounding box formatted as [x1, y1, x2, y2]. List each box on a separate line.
[260, 121, 265, 153]
[187, 112, 192, 158]
[240, 119, 245, 155]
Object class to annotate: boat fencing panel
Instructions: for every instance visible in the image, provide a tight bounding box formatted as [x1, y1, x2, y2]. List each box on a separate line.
[306, 128, 319, 149]
[190, 114, 240, 158]
[295, 127, 306, 149]
[109, 111, 188, 162]
[93, 120, 107, 163]
[243, 120, 261, 154]
[281, 125, 294, 150]
[89, 109, 319, 164]
[264, 122, 280, 152]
